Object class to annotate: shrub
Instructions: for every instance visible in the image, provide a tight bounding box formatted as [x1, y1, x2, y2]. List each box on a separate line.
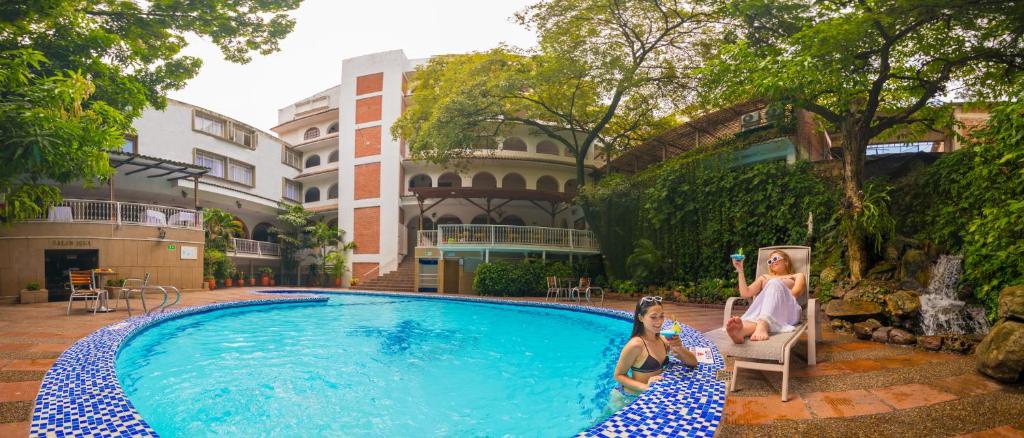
[679, 278, 738, 304]
[611, 279, 640, 294]
[25, 281, 40, 291]
[203, 248, 232, 280]
[474, 260, 572, 297]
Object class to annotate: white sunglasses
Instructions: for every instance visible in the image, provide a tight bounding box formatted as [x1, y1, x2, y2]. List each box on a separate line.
[766, 255, 784, 266]
[640, 296, 663, 304]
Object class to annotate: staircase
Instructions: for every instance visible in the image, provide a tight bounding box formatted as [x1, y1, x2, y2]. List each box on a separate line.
[357, 258, 416, 292]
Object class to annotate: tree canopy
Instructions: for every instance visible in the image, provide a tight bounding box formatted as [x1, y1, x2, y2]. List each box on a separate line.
[699, 0, 1024, 278]
[0, 0, 301, 221]
[392, 0, 711, 186]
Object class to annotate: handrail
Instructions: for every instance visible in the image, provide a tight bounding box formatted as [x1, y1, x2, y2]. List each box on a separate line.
[230, 238, 281, 257]
[424, 224, 600, 251]
[22, 198, 203, 230]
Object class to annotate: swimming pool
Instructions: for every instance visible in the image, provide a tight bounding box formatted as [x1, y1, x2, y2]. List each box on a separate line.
[116, 294, 630, 437]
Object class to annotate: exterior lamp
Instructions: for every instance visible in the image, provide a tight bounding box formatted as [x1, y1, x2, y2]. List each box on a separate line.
[157, 227, 166, 240]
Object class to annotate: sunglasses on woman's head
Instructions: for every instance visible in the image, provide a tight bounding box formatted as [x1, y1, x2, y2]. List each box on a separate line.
[766, 255, 784, 266]
[640, 296, 663, 304]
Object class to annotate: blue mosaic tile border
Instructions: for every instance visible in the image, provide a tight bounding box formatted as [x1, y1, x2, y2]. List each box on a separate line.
[32, 290, 725, 438]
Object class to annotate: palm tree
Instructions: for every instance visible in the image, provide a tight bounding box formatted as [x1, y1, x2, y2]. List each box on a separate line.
[307, 221, 356, 285]
[270, 203, 314, 285]
[203, 208, 243, 251]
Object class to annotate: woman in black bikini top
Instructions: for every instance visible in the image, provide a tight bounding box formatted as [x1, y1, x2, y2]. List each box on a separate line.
[613, 296, 698, 395]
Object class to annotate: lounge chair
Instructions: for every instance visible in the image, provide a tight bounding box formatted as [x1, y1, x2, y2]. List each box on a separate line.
[67, 270, 107, 315]
[569, 277, 604, 305]
[545, 276, 566, 301]
[704, 245, 818, 401]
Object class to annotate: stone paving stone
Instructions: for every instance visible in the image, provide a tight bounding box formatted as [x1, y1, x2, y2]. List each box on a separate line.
[869, 383, 959, 410]
[0, 344, 26, 352]
[26, 343, 71, 353]
[0, 381, 41, 402]
[931, 373, 1006, 398]
[0, 421, 29, 436]
[803, 389, 893, 418]
[954, 425, 1024, 438]
[722, 395, 813, 424]
[1, 358, 56, 372]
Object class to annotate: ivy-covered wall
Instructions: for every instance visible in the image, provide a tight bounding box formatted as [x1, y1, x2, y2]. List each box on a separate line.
[579, 144, 838, 286]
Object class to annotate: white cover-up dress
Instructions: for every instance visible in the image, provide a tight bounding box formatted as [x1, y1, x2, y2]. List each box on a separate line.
[740, 276, 802, 333]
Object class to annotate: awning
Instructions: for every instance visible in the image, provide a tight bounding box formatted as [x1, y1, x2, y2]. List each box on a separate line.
[108, 152, 209, 181]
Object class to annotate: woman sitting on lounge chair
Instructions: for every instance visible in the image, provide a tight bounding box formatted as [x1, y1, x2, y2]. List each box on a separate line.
[610, 296, 698, 409]
[725, 250, 805, 343]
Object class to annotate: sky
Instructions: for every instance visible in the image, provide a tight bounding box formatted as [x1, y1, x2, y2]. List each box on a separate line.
[168, 0, 538, 132]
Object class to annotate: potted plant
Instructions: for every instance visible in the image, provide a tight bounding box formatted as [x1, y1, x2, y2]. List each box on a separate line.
[20, 281, 48, 304]
[104, 278, 123, 298]
[224, 267, 234, 287]
[259, 267, 273, 286]
[205, 275, 216, 290]
[325, 251, 347, 287]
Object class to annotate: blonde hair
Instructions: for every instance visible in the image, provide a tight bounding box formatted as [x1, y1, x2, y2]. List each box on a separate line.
[769, 250, 794, 275]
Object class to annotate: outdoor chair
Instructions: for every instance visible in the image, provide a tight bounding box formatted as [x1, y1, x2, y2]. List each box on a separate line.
[703, 245, 818, 402]
[117, 272, 151, 316]
[545, 276, 566, 301]
[67, 270, 107, 316]
[569, 277, 604, 305]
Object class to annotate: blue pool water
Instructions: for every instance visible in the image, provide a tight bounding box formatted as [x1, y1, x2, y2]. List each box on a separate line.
[116, 294, 631, 437]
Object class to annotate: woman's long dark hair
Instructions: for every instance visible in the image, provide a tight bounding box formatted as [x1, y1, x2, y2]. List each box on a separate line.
[630, 299, 661, 339]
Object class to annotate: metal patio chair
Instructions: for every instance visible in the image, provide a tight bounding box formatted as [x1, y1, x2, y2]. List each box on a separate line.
[67, 270, 106, 315]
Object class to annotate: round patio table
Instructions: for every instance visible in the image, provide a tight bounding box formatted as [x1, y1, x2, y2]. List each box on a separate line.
[91, 270, 118, 312]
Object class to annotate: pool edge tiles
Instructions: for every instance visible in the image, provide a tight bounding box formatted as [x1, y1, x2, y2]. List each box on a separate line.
[263, 289, 727, 438]
[29, 295, 328, 438]
[32, 290, 725, 438]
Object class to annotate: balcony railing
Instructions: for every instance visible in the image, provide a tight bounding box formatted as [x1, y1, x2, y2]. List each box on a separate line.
[22, 199, 203, 230]
[229, 238, 281, 257]
[418, 225, 599, 252]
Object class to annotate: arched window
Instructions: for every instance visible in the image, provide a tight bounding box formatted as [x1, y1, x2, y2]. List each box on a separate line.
[437, 172, 462, 188]
[472, 172, 497, 188]
[501, 173, 526, 190]
[327, 150, 339, 163]
[304, 187, 321, 203]
[536, 175, 559, 192]
[304, 127, 320, 140]
[502, 137, 527, 151]
[408, 174, 432, 189]
[252, 222, 276, 243]
[564, 179, 578, 195]
[470, 214, 493, 224]
[536, 140, 559, 155]
[436, 215, 462, 225]
[305, 154, 321, 168]
[499, 215, 525, 226]
[326, 123, 339, 134]
[327, 183, 338, 200]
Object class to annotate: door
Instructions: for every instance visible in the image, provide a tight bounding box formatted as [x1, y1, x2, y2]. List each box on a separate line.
[44, 250, 99, 302]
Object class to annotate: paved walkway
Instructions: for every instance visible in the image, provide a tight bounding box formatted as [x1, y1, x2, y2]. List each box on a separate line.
[0, 289, 1020, 437]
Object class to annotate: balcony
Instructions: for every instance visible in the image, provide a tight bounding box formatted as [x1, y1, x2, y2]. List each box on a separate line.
[21, 199, 203, 230]
[228, 238, 281, 259]
[418, 225, 599, 254]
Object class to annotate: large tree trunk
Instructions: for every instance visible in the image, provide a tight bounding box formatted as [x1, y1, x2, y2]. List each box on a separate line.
[841, 126, 869, 281]
[576, 152, 587, 188]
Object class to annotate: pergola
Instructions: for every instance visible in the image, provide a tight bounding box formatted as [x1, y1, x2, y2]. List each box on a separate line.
[606, 100, 768, 174]
[410, 187, 575, 230]
[108, 152, 209, 209]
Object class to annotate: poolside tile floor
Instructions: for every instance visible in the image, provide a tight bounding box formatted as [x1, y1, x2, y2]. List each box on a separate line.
[1, 288, 1022, 437]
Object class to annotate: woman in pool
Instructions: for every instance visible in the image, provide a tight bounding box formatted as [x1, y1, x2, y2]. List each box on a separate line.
[611, 296, 698, 406]
[725, 249, 805, 343]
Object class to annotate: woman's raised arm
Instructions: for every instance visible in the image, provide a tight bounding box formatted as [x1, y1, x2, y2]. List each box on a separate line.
[733, 259, 763, 299]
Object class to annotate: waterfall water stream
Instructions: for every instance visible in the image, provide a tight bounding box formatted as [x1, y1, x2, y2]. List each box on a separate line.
[918, 255, 990, 336]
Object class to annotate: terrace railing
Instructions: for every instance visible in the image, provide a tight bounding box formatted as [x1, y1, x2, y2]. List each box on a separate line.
[229, 238, 281, 258]
[23, 198, 203, 230]
[419, 224, 599, 252]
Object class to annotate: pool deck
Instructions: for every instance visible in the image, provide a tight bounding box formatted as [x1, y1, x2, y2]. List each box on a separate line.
[0, 288, 1021, 437]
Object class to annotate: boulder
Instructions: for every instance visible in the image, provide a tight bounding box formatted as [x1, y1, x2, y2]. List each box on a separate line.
[825, 299, 884, 321]
[854, 319, 882, 340]
[884, 290, 922, 318]
[943, 334, 978, 354]
[899, 249, 931, 289]
[819, 266, 840, 284]
[830, 318, 853, 333]
[918, 335, 944, 351]
[998, 285, 1024, 321]
[976, 319, 1024, 383]
[872, 327, 893, 343]
[889, 328, 916, 345]
[843, 279, 895, 305]
[867, 262, 898, 281]
[884, 236, 922, 264]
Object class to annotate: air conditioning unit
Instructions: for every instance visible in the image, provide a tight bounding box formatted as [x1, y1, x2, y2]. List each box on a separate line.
[740, 110, 763, 131]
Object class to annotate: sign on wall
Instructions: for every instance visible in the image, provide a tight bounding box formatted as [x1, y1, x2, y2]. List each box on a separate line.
[50, 239, 92, 247]
[180, 246, 198, 260]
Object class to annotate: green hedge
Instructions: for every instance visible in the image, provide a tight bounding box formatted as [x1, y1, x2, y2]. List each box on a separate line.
[580, 146, 837, 285]
[474, 260, 573, 297]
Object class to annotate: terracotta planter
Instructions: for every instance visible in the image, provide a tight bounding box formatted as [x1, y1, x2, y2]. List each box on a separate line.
[207, 279, 216, 290]
[334, 277, 342, 287]
[261, 275, 270, 286]
[225, 278, 233, 287]
[270, 279, 276, 286]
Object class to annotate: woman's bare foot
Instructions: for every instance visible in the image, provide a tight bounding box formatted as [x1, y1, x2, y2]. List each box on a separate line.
[750, 321, 770, 341]
[725, 317, 745, 344]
